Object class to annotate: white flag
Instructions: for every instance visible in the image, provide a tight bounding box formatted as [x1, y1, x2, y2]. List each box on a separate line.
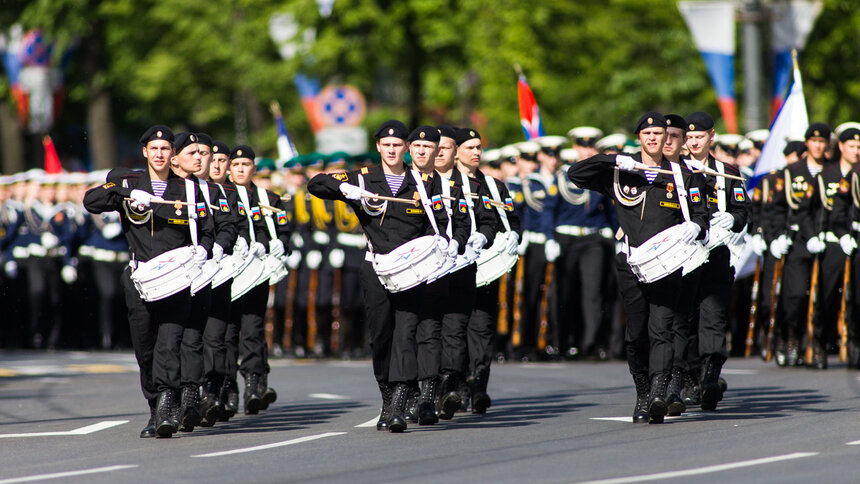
[752, 65, 809, 181]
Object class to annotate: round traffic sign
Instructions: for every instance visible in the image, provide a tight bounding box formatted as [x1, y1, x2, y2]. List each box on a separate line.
[317, 84, 366, 127]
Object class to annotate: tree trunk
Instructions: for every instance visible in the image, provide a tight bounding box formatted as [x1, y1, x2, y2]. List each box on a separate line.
[0, 99, 25, 173]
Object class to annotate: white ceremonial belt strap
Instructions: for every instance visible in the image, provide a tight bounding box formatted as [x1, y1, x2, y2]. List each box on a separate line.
[79, 245, 130, 263]
[824, 231, 839, 243]
[523, 231, 547, 244]
[600, 227, 614, 239]
[555, 225, 598, 237]
[337, 232, 367, 248]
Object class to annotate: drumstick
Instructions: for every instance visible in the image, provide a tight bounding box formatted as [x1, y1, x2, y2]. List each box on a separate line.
[441, 194, 506, 209]
[361, 193, 419, 206]
[634, 164, 674, 175]
[692, 168, 745, 181]
[259, 203, 286, 214]
[125, 198, 195, 206]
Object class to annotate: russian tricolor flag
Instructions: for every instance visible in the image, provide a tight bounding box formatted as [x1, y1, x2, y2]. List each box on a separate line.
[517, 68, 545, 141]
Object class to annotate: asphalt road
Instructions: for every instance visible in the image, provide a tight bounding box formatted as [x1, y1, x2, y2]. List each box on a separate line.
[1, 351, 859, 483]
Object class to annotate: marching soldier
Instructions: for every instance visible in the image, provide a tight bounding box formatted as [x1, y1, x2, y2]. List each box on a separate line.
[568, 112, 708, 424]
[568, 126, 603, 160]
[83, 125, 215, 438]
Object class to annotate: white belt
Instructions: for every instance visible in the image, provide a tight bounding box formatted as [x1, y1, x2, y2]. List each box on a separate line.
[27, 244, 47, 257]
[81, 245, 130, 263]
[555, 225, 598, 237]
[337, 232, 367, 249]
[824, 232, 839, 243]
[523, 231, 547, 244]
[600, 227, 614, 239]
[12, 246, 29, 259]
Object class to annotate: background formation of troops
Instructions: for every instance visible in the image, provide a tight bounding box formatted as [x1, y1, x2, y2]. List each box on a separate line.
[1, 123, 859, 370]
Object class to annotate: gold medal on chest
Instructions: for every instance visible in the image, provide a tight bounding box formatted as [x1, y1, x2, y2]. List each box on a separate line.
[174, 201, 182, 216]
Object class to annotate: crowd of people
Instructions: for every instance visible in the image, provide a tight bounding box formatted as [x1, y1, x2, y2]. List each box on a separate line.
[1, 112, 859, 435]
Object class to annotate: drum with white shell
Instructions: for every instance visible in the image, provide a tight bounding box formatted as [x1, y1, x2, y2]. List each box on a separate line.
[130, 246, 201, 301]
[627, 225, 709, 283]
[372, 235, 446, 293]
[475, 231, 519, 287]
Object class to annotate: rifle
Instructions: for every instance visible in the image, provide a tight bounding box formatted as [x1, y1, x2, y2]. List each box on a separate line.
[804, 255, 821, 364]
[537, 262, 554, 352]
[744, 257, 762, 357]
[511, 257, 525, 347]
[765, 256, 785, 361]
[331, 265, 342, 356]
[307, 265, 318, 353]
[839, 257, 851, 363]
[284, 267, 297, 349]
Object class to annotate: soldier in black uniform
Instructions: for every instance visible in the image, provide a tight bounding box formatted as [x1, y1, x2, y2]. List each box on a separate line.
[308, 120, 444, 433]
[83, 125, 215, 438]
[568, 112, 708, 424]
[228, 145, 291, 415]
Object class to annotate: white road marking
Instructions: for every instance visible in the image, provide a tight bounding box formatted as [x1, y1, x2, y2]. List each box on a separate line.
[309, 393, 349, 400]
[0, 464, 137, 483]
[589, 413, 702, 423]
[356, 415, 380, 428]
[845, 440, 860, 445]
[191, 432, 347, 458]
[576, 452, 818, 484]
[0, 420, 128, 439]
[720, 369, 758, 375]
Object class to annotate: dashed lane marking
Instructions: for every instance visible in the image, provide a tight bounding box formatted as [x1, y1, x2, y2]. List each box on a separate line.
[191, 432, 347, 458]
[0, 420, 128, 439]
[356, 416, 380, 428]
[589, 413, 703, 423]
[309, 393, 349, 400]
[0, 464, 138, 484]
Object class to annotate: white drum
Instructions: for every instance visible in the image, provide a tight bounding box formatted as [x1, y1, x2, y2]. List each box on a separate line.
[191, 259, 219, 295]
[131, 246, 200, 302]
[705, 225, 734, 251]
[627, 225, 709, 283]
[475, 231, 519, 287]
[231, 255, 266, 301]
[211, 251, 247, 289]
[372, 235, 446, 293]
[264, 254, 289, 285]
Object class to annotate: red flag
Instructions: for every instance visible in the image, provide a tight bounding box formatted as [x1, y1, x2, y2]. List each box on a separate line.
[517, 71, 545, 140]
[43, 135, 62, 174]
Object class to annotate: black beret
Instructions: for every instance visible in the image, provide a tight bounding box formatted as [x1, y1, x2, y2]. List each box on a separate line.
[664, 114, 687, 132]
[436, 125, 457, 140]
[408, 125, 441, 143]
[374, 120, 409, 140]
[195, 133, 213, 147]
[174, 132, 199, 153]
[139, 125, 174, 145]
[454, 128, 481, 145]
[211, 141, 230, 156]
[230, 145, 255, 160]
[783, 140, 807, 157]
[685, 111, 714, 132]
[840, 128, 860, 142]
[634, 112, 667, 133]
[805, 122, 831, 141]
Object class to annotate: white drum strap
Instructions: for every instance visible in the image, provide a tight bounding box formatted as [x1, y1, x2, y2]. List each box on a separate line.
[235, 185, 257, 244]
[185, 178, 198, 246]
[670, 162, 692, 223]
[484, 174, 511, 232]
[441, 176, 453, 239]
[410, 170, 440, 236]
[257, 187, 278, 240]
[715, 160, 727, 212]
[459, 171, 477, 233]
[199, 179, 212, 207]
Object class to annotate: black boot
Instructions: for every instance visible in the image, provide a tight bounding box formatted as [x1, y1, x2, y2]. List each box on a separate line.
[179, 384, 202, 432]
[458, 375, 472, 412]
[666, 367, 686, 417]
[387, 383, 408, 433]
[140, 398, 157, 438]
[700, 356, 724, 411]
[155, 389, 178, 438]
[258, 373, 277, 409]
[646, 373, 669, 423]
[788, 329, 802, 367]
[438, 372, 462, 420]
[244, 373, 264, 415]
[681, 368, 701, 407]
[418, 378, 439, 425]
[404, 382, 420, 423]
[376, 381, 393, 431]
[220, 378, 239, 420]
[199, 377, 225, 427]
[471, 369, 491, 415]
[632, 373, 650, 423]
[810, 342, 828, 370]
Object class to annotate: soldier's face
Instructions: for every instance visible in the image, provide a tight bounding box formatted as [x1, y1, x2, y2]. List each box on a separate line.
[576, 144, 597, 159]
[143, 140, 174, 175]
[685, 130, 712, 157]
[663, 127, 685, 159]
[639, 127, 666, 157]
[500, 161, 518, 179]
[806, 137, 828, 161]
[840, 140, 860, 164]
[173, 143, 202, 175]
[376, 137, 407, 168]
[457, 139, 483, 171]
[537, 149, 559, 173]
[196, 144, 212, 178]
[210, 154, 230, 183]
[434, 137, 456, 171]
[409, 140, 438, 171]
[230, 158, 255, 186]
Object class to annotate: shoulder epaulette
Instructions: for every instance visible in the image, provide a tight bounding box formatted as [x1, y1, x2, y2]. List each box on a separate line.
[361, 167, 370, 174]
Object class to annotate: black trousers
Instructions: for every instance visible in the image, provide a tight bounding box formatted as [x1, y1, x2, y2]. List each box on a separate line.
[441, 265, 477, 375]
[673, 268, 701, 371]
[203, 281, 231, 380]
[755, 254, 777, 349]
[615, 253, 678, 379]
[815, 242, 846, 348]
[26, 256, 62, 347]
[417, 277, 444, 380]
[687, 247, 733, 366]
[121, 267, 190, 400]
[779, 244, 813, 339]
[231, 282, 270, 377]
[553, 233, 605, 353]
[181, 285, 210, 386]
[271, 276, 289, 349]
[469, 278, 500, 377]
[518, 242, 547, 355]
[92, 260, 129, 348]
[360, 261, 423, 383]
[339, 260, 367, 353]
